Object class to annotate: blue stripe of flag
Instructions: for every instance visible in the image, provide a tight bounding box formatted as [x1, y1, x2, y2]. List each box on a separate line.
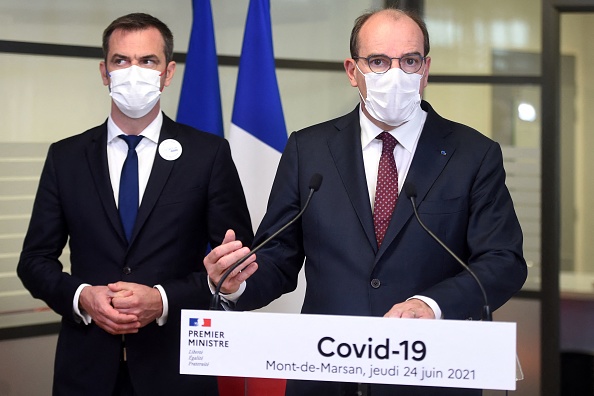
[177, 0, 224, 137]
[231, 0, 287, 152]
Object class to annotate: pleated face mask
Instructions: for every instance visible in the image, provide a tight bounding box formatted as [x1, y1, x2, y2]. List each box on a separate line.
[109, 65, 162, 119]
[357, 63, 423, 127]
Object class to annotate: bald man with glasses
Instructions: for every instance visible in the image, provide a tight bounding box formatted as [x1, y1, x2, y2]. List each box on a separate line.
[206, 7, 526, 396]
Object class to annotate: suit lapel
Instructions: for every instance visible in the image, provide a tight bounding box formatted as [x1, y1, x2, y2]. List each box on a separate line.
[328, 108, 377, 252]
[377, 102, 456, 261]
[130, 114, 178, 244]
[85, 122, 126, 241]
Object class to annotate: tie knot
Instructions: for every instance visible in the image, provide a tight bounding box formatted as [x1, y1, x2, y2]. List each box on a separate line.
[119, 134, 143, 150]
[377, 131, 397, 152]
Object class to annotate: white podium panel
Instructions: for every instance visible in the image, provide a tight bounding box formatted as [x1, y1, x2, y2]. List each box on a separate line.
[180, 310, 516, 390]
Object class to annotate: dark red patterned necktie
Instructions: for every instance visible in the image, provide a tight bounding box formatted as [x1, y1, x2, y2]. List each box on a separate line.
[373, 132, 398, 248]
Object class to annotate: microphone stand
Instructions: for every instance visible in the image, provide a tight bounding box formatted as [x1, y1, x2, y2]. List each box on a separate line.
[210, 174, 322, 310]
[405, 182, 492, 321]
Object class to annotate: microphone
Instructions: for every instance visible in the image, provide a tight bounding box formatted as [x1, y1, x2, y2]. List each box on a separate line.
[403, 182, 492, 321]
[210, 173, 323, 310]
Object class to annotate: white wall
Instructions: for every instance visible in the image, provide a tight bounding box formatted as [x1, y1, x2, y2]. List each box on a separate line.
[0, 335, 56, 395]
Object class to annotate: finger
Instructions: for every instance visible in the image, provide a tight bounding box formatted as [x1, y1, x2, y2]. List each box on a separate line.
[97, 319, 140, 335]
[225, 252, 257, 277]
[99, 303, 138, 322]
[401, 309, 417, 319]
[205, 241, 244, 265]
[107, 282, 127, 293]
[111, 295, 136, 310]
[218, 247, 253, 273]
[405, 299, 435, 319]
[109, 313, 139, 327]
[108, 281, 140, 292]
[222, 229, 236, 244]
[113, 308, 141, 318]
[384, 309, 404, 318]
[233, 262, 258, 283]
[109, 290, 134, 300]
[93, 308, 140, 335]
[414, 308, 434, 319]
[100, 314, 139, 328]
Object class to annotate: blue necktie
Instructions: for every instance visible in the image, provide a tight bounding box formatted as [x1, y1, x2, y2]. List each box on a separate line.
[118, 134, 143, 242]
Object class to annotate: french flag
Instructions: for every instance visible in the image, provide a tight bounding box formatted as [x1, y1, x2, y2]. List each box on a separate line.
[229, 0, 287, 231]
[177, 0, 224, 137]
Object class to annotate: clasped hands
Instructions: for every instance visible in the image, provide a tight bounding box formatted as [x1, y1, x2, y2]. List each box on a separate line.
[79, 281, 163, 335]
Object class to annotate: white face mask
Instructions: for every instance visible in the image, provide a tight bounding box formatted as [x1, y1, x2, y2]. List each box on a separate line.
[357, 64, 423, 127]
[108, 65, 162, 119]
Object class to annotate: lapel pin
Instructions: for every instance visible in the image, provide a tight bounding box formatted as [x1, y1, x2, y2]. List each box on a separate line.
[440, 150, 447, 156]
[159, 139, 182, 161]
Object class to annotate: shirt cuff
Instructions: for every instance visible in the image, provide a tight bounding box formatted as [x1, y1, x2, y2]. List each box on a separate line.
[73, 284, 92, 325]
[409, 295, 442, 319]
[153, 285, 168, 326]
[207, 277, 246, 303]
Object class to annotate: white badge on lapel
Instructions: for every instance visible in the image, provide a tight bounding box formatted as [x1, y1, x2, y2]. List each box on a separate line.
[158, 139, 182, 161]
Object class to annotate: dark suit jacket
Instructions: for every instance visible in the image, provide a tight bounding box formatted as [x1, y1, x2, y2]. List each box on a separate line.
[236, 101, 527, 396]
[18, 114, 253, 395]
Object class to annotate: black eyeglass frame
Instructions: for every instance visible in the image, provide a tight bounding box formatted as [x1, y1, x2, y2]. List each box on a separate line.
[353, 53, 426, 74]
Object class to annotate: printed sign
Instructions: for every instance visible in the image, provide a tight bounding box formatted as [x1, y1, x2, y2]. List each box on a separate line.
[180, 310, 516, 390]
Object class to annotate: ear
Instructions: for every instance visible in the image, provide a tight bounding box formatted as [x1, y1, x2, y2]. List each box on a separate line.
[420, 56, 431, 93]
[162, 61, 177, 88]
[99, 61, 109, 86]
[344, 58, 358, 87]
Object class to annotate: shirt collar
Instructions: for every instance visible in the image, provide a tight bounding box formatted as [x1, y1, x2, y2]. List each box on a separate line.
[359, 105, 426, 153]
[107, 112, 163, 144]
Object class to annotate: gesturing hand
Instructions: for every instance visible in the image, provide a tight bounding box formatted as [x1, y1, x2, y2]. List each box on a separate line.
[203, 229, 258, 294]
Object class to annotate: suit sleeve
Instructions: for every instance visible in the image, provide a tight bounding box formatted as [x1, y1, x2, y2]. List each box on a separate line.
[17, 145, 83, 320]
[421, 142, 527, 319]
[205, 139, 254, 247]
[161, 138, 254, 314]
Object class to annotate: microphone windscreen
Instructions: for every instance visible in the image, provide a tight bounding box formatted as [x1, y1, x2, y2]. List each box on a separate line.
[403, 181, 417, 198]
[309, 173, 323, 191]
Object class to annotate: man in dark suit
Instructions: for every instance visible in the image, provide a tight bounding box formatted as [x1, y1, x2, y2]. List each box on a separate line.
[205, 7, 527, 396]
[17, 13, 253, 396]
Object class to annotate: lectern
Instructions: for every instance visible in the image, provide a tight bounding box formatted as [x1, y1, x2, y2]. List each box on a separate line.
[180, 309, 518, 393]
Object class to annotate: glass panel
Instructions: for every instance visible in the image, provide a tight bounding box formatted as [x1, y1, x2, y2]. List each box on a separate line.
[0, 0, 378, 62]
[0, 1, 193, 49]
[0, 54, 110, 142]
[424, 84, 541, 292]
[215, 0, 380, 61]
[424, 0, 541, 75]
[560, 14, 594, 296]
[276, 68, 357, 132]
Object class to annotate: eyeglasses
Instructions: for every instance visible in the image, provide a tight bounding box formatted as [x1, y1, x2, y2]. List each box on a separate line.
[353, 53, 425, 74]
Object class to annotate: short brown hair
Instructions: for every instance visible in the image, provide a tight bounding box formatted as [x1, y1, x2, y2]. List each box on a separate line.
[102, 13, 174, 64]
[349, 8, 430, 58]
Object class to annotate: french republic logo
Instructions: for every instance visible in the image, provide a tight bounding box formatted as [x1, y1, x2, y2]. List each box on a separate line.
[189, 318, 212, 327]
